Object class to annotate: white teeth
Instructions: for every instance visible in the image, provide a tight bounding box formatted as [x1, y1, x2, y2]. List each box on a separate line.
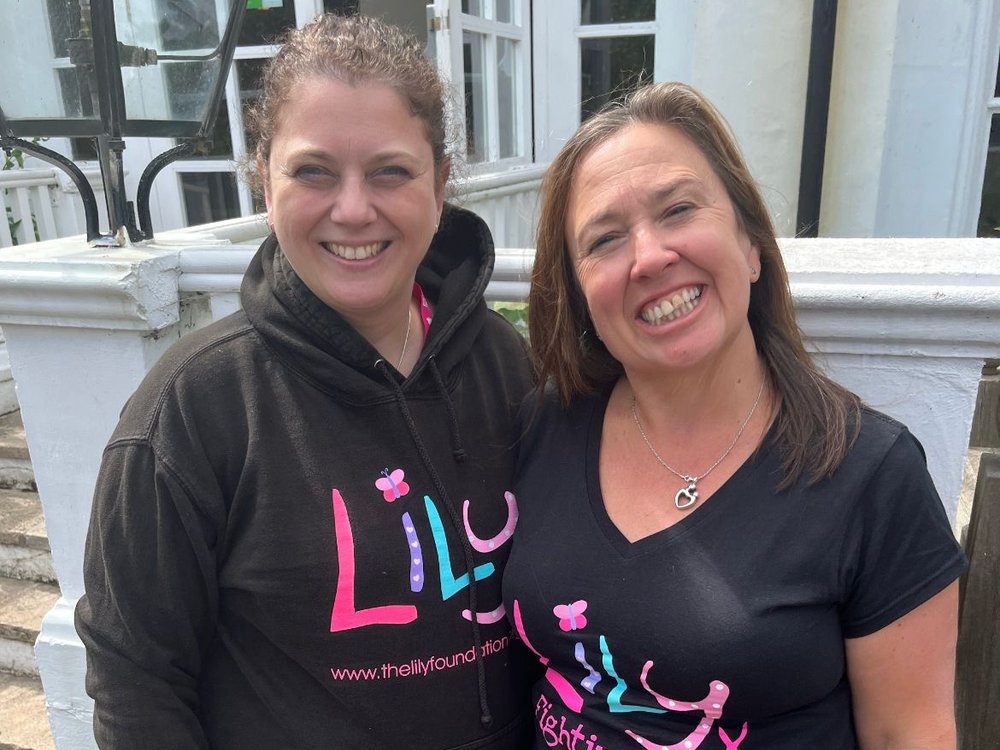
[323, 241, 385, 260]
[641, 286, 703, 325]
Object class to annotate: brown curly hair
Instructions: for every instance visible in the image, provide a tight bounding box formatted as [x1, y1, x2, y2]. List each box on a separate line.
[243, 13, 450, 196]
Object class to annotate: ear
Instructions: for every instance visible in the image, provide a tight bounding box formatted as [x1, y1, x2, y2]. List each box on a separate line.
[434, 158, 451, 216]
[258, 156, 274, 225]
[747, 241, 762, 282]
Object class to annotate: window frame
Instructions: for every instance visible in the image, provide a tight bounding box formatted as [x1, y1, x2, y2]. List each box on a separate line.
[952, 0, 1000, 235]
[532, 0, 678, 163]
[430, 0, 533, 172]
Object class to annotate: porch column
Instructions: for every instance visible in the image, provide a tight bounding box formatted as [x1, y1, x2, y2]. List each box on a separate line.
[0, 238, 183, 748]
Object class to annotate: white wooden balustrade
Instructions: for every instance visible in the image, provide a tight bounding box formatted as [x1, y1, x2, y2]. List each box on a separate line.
[0, 166, 105, 248]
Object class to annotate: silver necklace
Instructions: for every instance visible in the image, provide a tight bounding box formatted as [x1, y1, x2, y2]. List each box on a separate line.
[397, 304, 413, 370]
[630, 380, 766, 510]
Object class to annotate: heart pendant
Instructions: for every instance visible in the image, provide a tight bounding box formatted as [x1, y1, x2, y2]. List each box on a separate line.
[674, 483, 699, 510]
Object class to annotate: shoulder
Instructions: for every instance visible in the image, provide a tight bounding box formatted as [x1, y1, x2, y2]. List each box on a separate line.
[517, 385, 602, 447]
[842, 406, 927, 481]
[110, 311, 260, 445]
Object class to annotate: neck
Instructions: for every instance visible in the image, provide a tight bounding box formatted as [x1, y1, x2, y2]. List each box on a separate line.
[346, 292, 417, 373]
[626, 331, 768, 435]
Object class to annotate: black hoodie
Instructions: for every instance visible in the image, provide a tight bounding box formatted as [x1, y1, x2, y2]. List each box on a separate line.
[76, 205, 536, 749]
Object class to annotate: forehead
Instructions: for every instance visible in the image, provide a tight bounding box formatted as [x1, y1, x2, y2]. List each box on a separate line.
[270, 76, 430, 155]
[569, 122, 722, 211]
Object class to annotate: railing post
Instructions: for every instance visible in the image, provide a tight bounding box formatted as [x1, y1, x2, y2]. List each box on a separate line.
[956, 451, 1000, 749]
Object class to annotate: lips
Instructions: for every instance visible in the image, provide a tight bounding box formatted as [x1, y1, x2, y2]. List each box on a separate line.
[640, 285, 703, 325]
[321, 241, 389, 260]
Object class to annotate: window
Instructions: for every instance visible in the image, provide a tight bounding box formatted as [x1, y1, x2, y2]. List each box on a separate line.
[532, 0, 670, 162]
[430, 0, 532, 167]
[160, 0, 333, 227]
[977, 52, 1000, 237]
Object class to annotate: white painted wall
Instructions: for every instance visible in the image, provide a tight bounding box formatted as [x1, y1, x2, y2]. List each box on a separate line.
[823, 0, 992, 237]
[686, 1, 812, 237]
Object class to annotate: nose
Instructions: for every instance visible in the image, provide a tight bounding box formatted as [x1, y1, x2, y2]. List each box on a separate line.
[630, 226, 678, 279]
[330, 176, 377, 226]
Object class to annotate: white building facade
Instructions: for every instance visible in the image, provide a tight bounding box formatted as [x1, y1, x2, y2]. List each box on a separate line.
[3, 0, 999, 247]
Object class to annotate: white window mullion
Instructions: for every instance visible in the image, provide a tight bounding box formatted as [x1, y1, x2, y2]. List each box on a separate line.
[293, 0, 324, 27]
[484, 32, 500, 161]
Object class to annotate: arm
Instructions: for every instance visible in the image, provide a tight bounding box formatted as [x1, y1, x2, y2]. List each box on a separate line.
[75, 442, 220, 749]
[846, 581, 959, 750]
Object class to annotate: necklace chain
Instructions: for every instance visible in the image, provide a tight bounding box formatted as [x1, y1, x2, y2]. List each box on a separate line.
[397, 304, 413, 370]
[630, 379, 766, 510]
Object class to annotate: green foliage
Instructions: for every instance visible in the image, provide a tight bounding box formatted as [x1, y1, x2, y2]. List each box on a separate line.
[2, 137, 47, 245]
[2, 146, 26, 171]
[492, 302, 529, 338]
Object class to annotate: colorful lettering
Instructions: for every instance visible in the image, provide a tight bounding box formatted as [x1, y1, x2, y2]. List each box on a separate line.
[424, 495, 494, 600]
[329, 489, 417, 631]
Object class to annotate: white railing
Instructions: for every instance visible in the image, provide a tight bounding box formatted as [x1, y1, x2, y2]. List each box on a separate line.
[455, 164, 545, 249]
[2, 216, 999, 750]
[0, 166, 105, 248]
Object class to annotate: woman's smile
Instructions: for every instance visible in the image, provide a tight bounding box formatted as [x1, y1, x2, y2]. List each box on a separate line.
[639, 285, 704, 325]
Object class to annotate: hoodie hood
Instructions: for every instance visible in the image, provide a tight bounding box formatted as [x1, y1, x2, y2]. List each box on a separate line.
[241, 202, 494, 404]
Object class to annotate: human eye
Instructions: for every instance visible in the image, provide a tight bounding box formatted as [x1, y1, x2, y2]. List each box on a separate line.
[369, 165, 414, 186]
[664, 202, 694, 219]
[589, 234, 615, 251]
[582, 232, 622, 256]
[290, 164, 335, 185]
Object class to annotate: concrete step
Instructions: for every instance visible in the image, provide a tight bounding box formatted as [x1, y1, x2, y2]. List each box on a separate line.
[0, 578, 58, 676]
[0, 672, 55, 750]
[0, 489, 55, 584]
[0, 411, 33, 492]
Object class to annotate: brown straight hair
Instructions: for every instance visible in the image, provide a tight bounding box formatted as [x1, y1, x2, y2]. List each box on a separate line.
[529, 81, 860, 488]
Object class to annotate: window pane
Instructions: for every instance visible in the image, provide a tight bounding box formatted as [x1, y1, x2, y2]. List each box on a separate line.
[463, 32, 487, 162]
[462, 0, 484, 17]
[236, 59, 267, 156]
[240, 1, 297, 46]
[995, 51, 1000, 99]
[157, 0, 220, 52]
[581, 0, 655, 25]
[162, 62, 223, 126]
[497, 38, 518, 158]
[496, 0, 514, 23]
[186, 96, 234, 159]
[45, 0, 78, 58]
[71, 137, 99, 161]
[978, 113, 1000, 237]
[580, 35, 654, 121]
[323, 0, 358, 12]
[180, 172, 241, 225]
[56, 68, 93, 119]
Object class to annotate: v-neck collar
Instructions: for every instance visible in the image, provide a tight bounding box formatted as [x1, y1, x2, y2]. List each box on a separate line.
[584, 387, 771, 559]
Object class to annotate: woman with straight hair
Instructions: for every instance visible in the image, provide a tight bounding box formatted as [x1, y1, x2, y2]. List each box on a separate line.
[503, 81, 965, 749]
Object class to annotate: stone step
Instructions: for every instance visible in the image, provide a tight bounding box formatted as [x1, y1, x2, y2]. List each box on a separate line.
[0, 578, 59, 676]
[0, 672, 55, 750]
[0, 489, 55, 584]
[0, 411, 33, 492]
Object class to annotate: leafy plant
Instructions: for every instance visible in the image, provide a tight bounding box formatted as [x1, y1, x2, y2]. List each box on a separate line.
[492, 302, 529, 339]
[2, 137, 46, 245]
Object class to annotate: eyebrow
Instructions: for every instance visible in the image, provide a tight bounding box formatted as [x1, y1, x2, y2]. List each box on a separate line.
[283, 148, 421, 165]
[575, 176, 701, 240]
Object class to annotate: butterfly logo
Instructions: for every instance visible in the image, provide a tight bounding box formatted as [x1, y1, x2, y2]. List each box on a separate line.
[375, 468, 409, 502]
[553, 600, 588, 632]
